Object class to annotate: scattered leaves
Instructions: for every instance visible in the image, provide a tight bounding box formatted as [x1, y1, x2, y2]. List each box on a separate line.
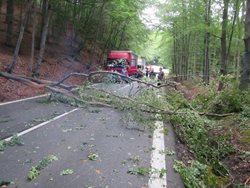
[159, 149, 175, 156]
[0, 135, 24, 151]
[88, 153, 98, 161]
[127, 167, 150, 176]
[0, 180, 13, 186]
[60, 169, 74, 176]
[27, 166, 40, 181]
[27, 155, 58, 181]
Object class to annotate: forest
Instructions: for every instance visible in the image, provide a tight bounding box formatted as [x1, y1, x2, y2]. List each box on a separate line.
[0, 0, 250, 187]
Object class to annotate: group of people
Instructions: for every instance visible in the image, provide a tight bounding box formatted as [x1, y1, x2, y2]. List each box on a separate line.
[145, 67, 164, 81]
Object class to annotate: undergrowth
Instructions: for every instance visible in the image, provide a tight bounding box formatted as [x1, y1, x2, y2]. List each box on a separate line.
[170, 83, 250, 187]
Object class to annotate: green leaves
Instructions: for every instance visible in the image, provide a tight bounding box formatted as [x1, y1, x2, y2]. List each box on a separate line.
[88, 153, 98, 161]
[127, 167, 150, 176]
[27, 155, 58, 181]
[173, 160, 231, 188]
[27, 166, 40, 181]
[60, 169, 74, 176]
[0, 134, 24, 152]
[127, 166, 167, 178]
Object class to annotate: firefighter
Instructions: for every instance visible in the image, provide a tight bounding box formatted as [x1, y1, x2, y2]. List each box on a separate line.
[149, 68, 156, 79]
[158, 67, 164, 81]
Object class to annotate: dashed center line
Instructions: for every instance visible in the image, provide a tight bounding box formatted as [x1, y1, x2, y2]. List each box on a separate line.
[148, 120, 167, 188]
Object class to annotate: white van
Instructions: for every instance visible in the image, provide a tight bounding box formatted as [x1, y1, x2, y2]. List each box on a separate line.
[137, 58, 146, 74]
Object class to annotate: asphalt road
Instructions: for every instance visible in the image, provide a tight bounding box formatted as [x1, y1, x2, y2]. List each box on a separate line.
[0, 82, 184, 188]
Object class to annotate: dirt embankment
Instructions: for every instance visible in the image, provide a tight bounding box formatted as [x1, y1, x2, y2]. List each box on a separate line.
[0, 39, 101, 102]
[0, 2, 104, 102]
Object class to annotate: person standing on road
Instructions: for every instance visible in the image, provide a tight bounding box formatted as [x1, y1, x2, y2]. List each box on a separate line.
[158, 67, 164, 81]
[149, 68, 156, 79]
[146, 67, 149, 77]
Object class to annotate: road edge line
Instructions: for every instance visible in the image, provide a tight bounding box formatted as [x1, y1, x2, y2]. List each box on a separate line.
[0, 94, 49, 106]
[4, 108, 79, 141]
[148, 120, 167, 188]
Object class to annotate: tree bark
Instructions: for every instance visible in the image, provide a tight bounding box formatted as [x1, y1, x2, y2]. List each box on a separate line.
[29, 5, 38, 73]
[240, 0, 250, 90]
[218, 0, 229, 91]
[37, 0, 48, 49]
[203, 0, 211, 85]
[5, 0, 14, 47]
[0, 0, 2, 13]
[33, 0, 51, 77]
[227, 0, 240, 57]
[7, 0, 34, 73]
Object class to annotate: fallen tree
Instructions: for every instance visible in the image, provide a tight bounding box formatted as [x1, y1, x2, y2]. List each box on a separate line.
[0, 71, 234, 118]
[1, 71, 247, 187]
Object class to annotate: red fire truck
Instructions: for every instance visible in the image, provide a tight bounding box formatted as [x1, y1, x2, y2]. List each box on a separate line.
[105, 51, 141, 77]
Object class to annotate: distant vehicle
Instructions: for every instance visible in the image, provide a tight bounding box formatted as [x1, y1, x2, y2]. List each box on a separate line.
[105, 51, 142, 78]
[137, 58, 146, 74]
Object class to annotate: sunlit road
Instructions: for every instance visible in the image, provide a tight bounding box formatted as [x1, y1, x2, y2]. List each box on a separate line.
[0, 82, 183, 188]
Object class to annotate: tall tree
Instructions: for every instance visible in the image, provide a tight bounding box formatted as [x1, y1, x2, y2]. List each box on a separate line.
[5, 0, 14, 47]
[37, 0, 48, 49]
[0, 0, 2, 13]
[218, 0, 229, 91]
[240, 0, 250, 90]
[7, 0, 34, 73]
[32, 0, 51, 77]
[29, 5, 38, 73]
[203, 0, 211, 84]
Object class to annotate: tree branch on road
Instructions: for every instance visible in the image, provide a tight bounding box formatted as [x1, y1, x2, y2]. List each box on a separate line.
[0, 71, 234, 118]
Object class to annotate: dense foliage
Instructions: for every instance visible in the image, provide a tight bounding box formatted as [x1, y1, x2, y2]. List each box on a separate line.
[166, 82, 250, 187]
[152, 0, 246, 85]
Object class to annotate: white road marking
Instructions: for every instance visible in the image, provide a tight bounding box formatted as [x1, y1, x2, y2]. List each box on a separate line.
[4, 108, 79, 141]
[148, 120, 167, 188]
[0, 94, 48, 106]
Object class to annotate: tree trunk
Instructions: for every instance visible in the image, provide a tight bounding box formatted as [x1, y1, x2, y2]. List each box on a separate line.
[37, 0, 47, 49]
[236, 1, 245, 79]
[7, 0, 33, 73]
[227, 0, 240, 60]
[5, 0, 14, 47]
[240, 0, 250, 90]
[33, 0, 51, 77]
[173, 22, 179, 79]
[203, 0, 211, 85]
[218, 0, 229, 91]
[29, 5, 38, 73]
[0, 0, 2, 13]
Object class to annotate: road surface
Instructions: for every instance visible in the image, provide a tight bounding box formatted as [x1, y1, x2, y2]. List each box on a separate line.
[0, 82, 184, 188]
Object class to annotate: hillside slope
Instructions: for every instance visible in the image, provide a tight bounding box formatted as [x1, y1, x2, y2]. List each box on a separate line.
[0, 6, 100, 102]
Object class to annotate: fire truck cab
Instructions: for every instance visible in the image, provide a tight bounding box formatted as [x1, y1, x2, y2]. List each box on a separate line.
[105, 51, 140, 77]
